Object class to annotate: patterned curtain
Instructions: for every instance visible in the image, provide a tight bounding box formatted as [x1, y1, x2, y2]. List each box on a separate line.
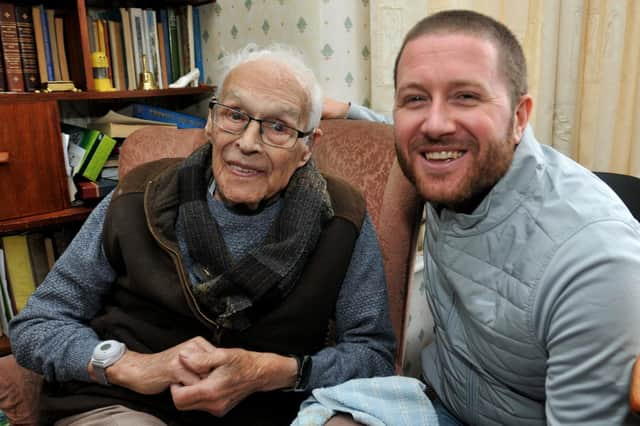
[199, 0, 373, 106]
[370, 0, 640, 177]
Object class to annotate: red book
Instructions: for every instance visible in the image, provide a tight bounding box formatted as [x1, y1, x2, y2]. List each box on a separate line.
[75, 177, 117, 200]
[0, 2, 25, 91]
[15, 5, 40, 91]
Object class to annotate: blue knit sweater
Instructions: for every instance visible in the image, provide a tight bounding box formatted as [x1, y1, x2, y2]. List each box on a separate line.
[10, 191, 395, 390]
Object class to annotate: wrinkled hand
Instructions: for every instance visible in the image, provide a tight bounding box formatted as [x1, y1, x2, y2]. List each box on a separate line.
[170, 347, 297, 417]
[322, 98, 350, 119]
[105, 337, 215, 395]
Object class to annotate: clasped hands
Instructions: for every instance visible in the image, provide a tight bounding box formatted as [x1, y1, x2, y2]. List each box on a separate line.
[104, 336, 298, 416]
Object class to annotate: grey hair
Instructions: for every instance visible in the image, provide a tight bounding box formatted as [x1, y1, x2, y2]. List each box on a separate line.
[214, 43, 323, 140]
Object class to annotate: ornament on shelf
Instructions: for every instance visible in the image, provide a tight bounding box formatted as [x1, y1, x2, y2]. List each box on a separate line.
[92, 51, 115, 92]
[138, 54, 158, 90]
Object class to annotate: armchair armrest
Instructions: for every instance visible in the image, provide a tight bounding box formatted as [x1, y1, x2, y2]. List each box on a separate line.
[631, 356, 640, 414]
[0, 355, 42, 425]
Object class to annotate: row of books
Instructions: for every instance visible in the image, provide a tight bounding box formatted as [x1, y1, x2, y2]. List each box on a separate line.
[0, 227, 78, 336]
[87, 5, 204, 91]
[63, 103, 206, 202]
[0, 3, 69, 92]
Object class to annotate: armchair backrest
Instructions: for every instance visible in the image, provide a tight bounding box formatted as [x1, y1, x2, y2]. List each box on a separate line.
[119, 120, 422, 368]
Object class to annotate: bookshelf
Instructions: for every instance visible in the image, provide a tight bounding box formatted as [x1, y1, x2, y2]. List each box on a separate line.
[0, 336, 9, 355]
[0, 1, 216, 349]
[0, 1, 215, 232]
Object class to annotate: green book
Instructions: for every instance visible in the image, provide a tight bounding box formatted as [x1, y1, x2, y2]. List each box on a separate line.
[62, 124, 116, 183]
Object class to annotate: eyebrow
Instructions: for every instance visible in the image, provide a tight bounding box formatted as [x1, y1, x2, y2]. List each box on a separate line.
[223, 91, 301, 121]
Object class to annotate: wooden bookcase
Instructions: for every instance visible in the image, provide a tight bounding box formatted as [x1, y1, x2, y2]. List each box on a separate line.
[0, 0, 215, 353]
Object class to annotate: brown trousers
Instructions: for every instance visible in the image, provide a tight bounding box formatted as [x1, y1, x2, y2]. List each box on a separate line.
[55, 405, 166, 426]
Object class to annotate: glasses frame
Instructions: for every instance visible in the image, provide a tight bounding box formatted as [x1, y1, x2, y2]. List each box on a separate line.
[208, 100, 313, 150]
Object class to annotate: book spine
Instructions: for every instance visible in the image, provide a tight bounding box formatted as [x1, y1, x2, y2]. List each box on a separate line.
[130, 103, 206, 129]
[146, 9, 161, 88]
[178, 6, 191, 77]
[167, 8, 180, 79]
[1, 235, 36, 313]
[0, 2, 25, 91]
[26, 233, 49, 287]
[0, 40, 5, 91]
[119, 8, 136, 90]
[76, 178, 117, 200]
[15, 5, 40, 91]
[192, 6, 202, 84]
[39, 5, 54, 80]
[129, 8, 144, 78]
[81, 133, 116, 182]
[54, 17, 69, 81]
[30, 5, 47, 83]
[157, 22, 169, 89]
[159, 8, 172, 84]
[45, 9, 60, 80]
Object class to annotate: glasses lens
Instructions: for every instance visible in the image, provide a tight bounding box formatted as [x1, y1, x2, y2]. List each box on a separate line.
[261, 121, 297, 147]
[216, 105, 248, 134]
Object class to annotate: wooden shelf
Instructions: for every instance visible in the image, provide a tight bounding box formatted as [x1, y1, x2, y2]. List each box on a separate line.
[86, 0, 215, 7]
[0, 335, 10, 355]
[0, 206, 93, 234]
[0, 85, 215, 104]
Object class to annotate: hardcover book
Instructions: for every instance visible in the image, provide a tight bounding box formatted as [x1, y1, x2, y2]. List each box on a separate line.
[167, 7, 180, 79]
[192, 6, 203, 85]
[75, 177, 118, 200]
[62, 123, 118, 182]
[0, 2, 25, 91]
[158, 8, 172, 83]
[1, 234, 36, 313]
[54, 16, 69, 81]
[123, 103, 206, 129]
[26, 232, 49, 286]
[15, 5, 40, 91]
[30, 5, 48, 83]
[45, 8, 61, 80]
[77, 130, 117, 182]
[39, 5, 54, 81]
[119, 8, 136, 90]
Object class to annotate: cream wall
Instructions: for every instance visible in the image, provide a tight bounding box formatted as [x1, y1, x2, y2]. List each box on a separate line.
[198, 0, 373, 106]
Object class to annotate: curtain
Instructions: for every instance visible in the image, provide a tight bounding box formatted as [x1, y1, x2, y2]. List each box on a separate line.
[370, 0, 640, 176]
[199, 0, 373, 106]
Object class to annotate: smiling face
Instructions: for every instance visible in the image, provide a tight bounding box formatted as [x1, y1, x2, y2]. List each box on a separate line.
[393, 33, 531, 213]
[206, 59, 312, 210]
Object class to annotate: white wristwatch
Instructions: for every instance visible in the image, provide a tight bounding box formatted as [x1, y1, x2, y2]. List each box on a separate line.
[90, 340, 126, 385]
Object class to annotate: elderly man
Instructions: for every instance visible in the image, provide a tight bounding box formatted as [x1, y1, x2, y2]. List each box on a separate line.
[9, 44, 395, 425]
[299, 10, 640, 426]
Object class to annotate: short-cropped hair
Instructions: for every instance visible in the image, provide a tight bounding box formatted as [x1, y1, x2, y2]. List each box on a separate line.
[394, 9, 527, 108]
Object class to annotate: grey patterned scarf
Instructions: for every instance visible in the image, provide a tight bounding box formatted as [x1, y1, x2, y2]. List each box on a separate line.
[177, 143, 333, 331]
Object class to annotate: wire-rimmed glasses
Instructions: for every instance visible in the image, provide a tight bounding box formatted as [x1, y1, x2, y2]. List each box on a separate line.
[209, 100, 312, 149]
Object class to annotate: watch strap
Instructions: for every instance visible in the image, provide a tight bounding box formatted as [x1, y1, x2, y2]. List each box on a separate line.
[290, 354, 312, 391]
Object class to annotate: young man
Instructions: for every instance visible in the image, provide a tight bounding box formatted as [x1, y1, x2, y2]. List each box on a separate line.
[301, 10, 640, 425]
[9, 44, 395, 425]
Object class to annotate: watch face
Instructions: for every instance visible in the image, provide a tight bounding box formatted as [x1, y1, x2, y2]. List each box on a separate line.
[93, 340, 126, 363]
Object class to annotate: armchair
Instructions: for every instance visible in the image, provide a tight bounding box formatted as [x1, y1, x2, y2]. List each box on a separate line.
[0, 118, 423, 423]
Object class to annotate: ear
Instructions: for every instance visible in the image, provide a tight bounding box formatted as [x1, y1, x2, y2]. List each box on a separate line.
[512, 94, 533, 144]
[298, 142, 312, 168]
[297, 129, 319, 168]
[205, 116, 215, 141]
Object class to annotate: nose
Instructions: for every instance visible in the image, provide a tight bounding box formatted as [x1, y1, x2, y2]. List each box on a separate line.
[235, 119, 262, 152]
[420, 99, 456, 139]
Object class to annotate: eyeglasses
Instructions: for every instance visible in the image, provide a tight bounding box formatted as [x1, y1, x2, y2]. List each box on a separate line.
[208, 100, 312, 150]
